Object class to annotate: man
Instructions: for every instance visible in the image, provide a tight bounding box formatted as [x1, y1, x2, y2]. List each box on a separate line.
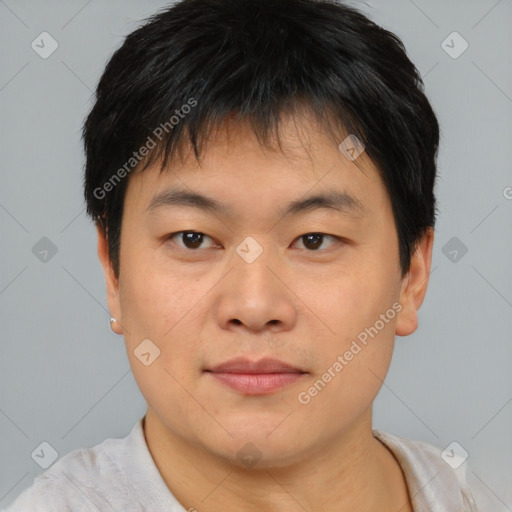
[4, 0, 492, 510]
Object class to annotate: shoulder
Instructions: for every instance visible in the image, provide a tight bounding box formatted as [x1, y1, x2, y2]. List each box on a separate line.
[373, 429, 507, 512]
[2, 424, 140, 512]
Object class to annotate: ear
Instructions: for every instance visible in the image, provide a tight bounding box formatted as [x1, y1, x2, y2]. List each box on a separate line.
[96, 224, 123, 335]
[395, 227, 434, 337]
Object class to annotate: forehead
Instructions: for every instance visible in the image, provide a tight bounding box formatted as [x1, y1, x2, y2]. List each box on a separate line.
[125, 114, 389, 220]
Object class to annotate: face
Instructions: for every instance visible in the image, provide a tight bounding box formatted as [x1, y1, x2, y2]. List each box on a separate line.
[99, 114, 432, 468]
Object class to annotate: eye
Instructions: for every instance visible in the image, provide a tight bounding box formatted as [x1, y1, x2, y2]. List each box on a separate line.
[293, 233, 340, 251]
[165, 231, 343, 252]
[166, 231, 217, 250]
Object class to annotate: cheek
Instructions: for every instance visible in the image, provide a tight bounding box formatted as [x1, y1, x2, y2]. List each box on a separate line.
[296, 318, 396, 427]
[118, 256, 214, 375]
[301, 262, 399, 405]
[119, 245, 192, 334]
[312, 262, 397, 339]
[118, 267, 208, 417]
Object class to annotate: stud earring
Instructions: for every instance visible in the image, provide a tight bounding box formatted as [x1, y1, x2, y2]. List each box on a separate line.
[110, 317, 122, 334]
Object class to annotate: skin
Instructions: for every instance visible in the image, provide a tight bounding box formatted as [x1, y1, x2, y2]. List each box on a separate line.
[98, 112, 433, 512]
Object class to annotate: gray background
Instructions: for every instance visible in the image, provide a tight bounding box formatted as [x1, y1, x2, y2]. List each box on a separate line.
[1, 0, 511, 508]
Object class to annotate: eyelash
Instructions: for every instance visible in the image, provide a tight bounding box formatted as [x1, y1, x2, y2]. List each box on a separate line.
[165, 231, 344, 253]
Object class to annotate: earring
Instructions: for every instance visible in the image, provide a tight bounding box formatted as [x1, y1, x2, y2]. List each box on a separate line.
[110, 317, 122, 335]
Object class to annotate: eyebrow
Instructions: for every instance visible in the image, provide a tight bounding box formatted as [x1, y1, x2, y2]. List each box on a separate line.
[145, 186, 366, 218]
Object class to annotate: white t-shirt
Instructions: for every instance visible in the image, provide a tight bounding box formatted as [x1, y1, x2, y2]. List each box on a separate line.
[2, 417, 505, 511]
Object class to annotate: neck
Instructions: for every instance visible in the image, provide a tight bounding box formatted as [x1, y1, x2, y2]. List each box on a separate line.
[142, 408, 412, 512]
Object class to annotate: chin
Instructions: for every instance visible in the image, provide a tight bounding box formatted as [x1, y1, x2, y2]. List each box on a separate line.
[199, 419, 311, 468]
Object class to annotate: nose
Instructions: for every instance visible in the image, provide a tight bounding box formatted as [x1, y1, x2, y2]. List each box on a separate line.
[215, 242, 297, 334]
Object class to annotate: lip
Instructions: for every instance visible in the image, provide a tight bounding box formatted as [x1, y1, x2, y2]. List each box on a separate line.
[205, 357, 307, 395]
[208, 357, 304, 374]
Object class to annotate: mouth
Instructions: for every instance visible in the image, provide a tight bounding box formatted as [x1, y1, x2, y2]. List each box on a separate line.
[204, 357, 308, 395]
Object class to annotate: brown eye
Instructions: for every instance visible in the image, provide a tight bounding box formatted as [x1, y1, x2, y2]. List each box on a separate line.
[294, 233, 338, 251]
[167, 231, 215, 250]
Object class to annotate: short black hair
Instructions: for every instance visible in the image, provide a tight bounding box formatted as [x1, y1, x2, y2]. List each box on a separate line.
[82, 0, 440, 279]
